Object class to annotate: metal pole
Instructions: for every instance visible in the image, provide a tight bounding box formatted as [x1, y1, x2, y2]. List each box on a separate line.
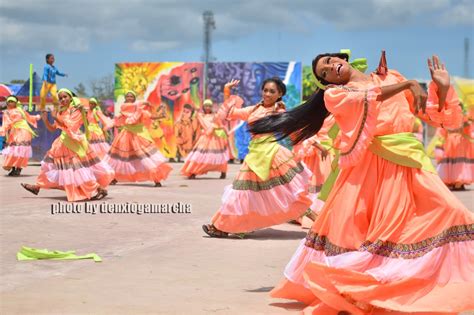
[464, 37, 470, 78]
[202, 11, 215, 100]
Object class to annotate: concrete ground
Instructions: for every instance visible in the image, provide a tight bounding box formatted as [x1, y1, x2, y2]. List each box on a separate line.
[0, 164, 472, 315]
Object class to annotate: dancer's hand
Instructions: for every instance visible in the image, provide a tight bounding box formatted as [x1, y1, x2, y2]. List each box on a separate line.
[225, 79, 240, 89]
[408, 80, 428, 114]
[428, 55, 450, 89]
[428, 55, 450, 111]
[320, 148, 329, 160]
[40, 111, 49, 121]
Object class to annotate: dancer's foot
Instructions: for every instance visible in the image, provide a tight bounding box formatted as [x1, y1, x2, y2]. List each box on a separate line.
[154, 182, 162, 187]
[188, 174, 196, 179]
[202, 224, 228, 238]
[305, 209, 318, 221]
[7, 168, 16, 176]
[110, 179, 118, 185]
[13, 168, 22, 176]
[453, 183, 466, 191]
[21, 183, 40, 195]
[91, 188, 108, 200]
[220, 172, 226, 179]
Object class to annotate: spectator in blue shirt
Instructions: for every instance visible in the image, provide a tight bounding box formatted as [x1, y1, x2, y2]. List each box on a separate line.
[39, 54, 67, 110]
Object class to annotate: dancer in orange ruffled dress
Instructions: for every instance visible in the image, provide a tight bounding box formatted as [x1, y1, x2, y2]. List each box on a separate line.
[174, 103, 199, 162]
[1, 95, 40, 176]
[84, 97, 114, 159]
[181, 99, 228, 179]
[250, 53, 473, 314]
[293, 114, 336, 228]
[202, 78, 317, 238]
[436, 106, 474, 190]
[21, 88, 113, 201]
[106, 91, 172, 187]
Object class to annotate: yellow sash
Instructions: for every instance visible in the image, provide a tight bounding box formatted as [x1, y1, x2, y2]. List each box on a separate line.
[214, 128, 227, 139]
[369, 132, 436, 173]
[122, 123, 154, 143]
[87, 123, 104, 137]
[319, 131, 434, 202]
[60, 131, 89, 158]
[244, 135, 280, 181]
[12, 120, 37, 137]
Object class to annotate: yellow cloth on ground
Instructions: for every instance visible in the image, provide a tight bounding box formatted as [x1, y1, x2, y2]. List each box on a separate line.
[17, 246, 102, 262]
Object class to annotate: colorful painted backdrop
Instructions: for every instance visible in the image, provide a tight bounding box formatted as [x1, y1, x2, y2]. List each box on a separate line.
[115, 62, 204, 158]
[114, 62, 302, 159]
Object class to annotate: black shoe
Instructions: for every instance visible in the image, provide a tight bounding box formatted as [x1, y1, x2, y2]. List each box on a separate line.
[154, 182, 162, 187]
[188, 174, 196, 179]
[7, 168, 16, 176]
[220, 172, 226, 179]
[13, 168, 22, 176]
[110, 179, 118, 185]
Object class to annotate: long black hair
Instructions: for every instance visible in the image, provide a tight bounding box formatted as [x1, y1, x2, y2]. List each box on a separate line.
[249, 52, 348, 145]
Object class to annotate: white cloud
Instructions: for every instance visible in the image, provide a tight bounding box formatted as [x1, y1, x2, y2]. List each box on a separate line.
[0, 0, 470, 54]
[131, 40, 180, 52]
[441, 0, 474, 25]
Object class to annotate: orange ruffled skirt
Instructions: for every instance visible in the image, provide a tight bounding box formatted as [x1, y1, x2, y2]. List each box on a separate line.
[2, 128, 33, 169]
[36, 137, 115, 202]
[106, 130, 172, 183]
[88, 131, 110, 159]
[211, 145, 312, 233]
[181, 133, 228, 176]
[271, 150, 474, 314]
[437, 132, 474, 185]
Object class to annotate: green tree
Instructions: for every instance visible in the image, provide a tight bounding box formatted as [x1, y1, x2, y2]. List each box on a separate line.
[9, 79, 26, 84]
[74, 83, 88, 97]
[89, 74, 114, 100]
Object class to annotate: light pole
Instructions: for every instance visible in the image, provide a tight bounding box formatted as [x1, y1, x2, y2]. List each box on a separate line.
[202, 10, 216, 99]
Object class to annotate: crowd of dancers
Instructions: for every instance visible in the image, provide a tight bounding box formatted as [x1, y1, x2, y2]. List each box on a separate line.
[1, 51, 473, 314]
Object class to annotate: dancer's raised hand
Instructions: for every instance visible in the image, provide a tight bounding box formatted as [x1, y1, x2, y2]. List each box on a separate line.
[225, 79, 240, 89]
[428, 55, 450, 111]
[428, 55, 450, 90]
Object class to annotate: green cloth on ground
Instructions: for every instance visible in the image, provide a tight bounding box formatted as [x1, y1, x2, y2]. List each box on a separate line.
[17, 246, 102, 262]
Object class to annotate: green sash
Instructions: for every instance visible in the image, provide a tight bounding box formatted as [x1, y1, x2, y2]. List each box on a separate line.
[122, 123, 154, 143]
[244, 135, 280, 181]
[17, 246, 101, 262]
[318, 151, 340, 201]
[88, 123, 104, 137]
[12, 120, 37, 138]
[214, 128, 227, 139]
[60, 131, 89, 158]
[319, 132, 436, 201]
[369, 132, 436, 173]
[318, 124, 340, 201]
[319, 140, 334, 153]
[463, 133, 474, 143]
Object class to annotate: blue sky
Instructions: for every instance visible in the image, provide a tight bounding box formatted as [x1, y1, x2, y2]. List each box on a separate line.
[1, 0, 473, 93]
